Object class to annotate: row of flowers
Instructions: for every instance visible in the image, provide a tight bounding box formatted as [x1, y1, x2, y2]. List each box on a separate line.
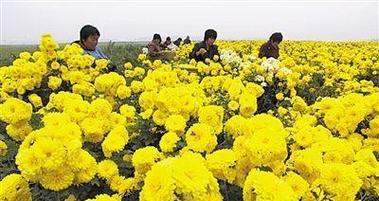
[0, 34, 378, 201]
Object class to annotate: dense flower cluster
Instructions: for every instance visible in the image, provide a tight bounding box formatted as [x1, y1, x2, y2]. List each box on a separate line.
[15, 112, 97, 191]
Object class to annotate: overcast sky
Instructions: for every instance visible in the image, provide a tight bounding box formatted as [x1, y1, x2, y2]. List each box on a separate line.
[0, 0, 378, 44]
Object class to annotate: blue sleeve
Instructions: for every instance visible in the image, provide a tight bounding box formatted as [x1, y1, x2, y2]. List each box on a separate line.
[96, 47, 108, 59]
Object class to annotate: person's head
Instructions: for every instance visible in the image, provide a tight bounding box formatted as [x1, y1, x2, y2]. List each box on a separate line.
[186, 36, 190, 39]
[153, 34, 162, 43]
[269, 32, 283, 45]
[204, 29, 217, 46]
[80, 25, 100, 50]
[166, 37, 171, 42]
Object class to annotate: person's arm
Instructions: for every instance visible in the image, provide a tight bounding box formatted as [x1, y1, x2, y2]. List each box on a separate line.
[148, 43, 161, 57]
[214, 45, 221, 61]
[214, 45, 220, 56]
[97, 47, 108, 59]
[258, 44, 267, 58]
[189, 43, 200, 59]
[272, 47, 279, 59]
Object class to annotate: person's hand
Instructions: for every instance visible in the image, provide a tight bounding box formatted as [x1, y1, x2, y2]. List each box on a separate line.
[196, 48, 207, 56]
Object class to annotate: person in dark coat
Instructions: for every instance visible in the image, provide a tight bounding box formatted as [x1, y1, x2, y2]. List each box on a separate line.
[183, 36, 191, 44]
[173, 37, 182, 46]
[189, 29, 219, 62]
[258, 32, 283, 59]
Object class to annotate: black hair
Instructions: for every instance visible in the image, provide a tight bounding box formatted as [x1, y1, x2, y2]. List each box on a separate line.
[166, 36, 171, 41]
[204, 29, 217, 41]
[80, 25, 100, 43]
[269, 32, 283, 43]
[153, 34, 162, 42]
